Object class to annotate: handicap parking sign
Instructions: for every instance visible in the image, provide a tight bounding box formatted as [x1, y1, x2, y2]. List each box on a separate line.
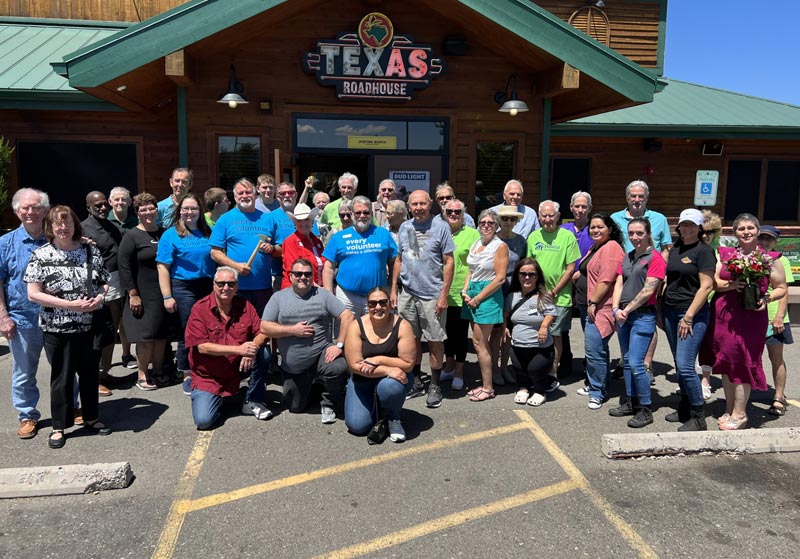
[694, 171, 719, 206]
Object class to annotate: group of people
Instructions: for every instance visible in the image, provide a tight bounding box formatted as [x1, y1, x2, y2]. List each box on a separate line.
[0, 170, 792, 448]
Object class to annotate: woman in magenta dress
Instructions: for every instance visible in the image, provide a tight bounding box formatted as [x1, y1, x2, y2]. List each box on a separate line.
[701, 213, 786, 430]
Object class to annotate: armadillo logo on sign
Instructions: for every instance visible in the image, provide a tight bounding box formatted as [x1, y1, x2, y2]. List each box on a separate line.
[303, 12, 445, 102]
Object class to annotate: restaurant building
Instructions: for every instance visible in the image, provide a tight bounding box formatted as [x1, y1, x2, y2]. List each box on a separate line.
[1, 0, 799, 227]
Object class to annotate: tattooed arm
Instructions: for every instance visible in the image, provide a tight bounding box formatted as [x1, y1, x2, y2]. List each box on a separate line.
[615, 277, 661, 324]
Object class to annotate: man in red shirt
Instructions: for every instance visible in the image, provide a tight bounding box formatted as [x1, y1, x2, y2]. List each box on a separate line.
[280, 203, 326, 288]
[185, 266, 272, 429]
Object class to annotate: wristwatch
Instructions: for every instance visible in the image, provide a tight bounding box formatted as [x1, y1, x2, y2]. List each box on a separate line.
[336, 341, 344, 349]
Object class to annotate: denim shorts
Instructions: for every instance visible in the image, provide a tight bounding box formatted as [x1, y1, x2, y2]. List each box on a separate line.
[766, 322, 794, 345]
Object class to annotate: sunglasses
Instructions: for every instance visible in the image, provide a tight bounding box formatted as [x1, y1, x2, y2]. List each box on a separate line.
[445, 209, 463, 216]
[215, 280, 237, 288]
[353, 210, 371, 217]
[277, 191, 295, 197]
[367, 298, 390, 308]
[500, 216, 517, 222]
[478, 220, 496, 227]
[519, 272, 537, 278]
[291, 271, 313, 279]
[437, 195, 454, 202]
[339, 213, 352, 219]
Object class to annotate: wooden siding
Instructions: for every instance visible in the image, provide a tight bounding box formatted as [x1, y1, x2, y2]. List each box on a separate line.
[0, 0, 191, 21]
[538, 0, 661, 69]
[551, 137, 800, 223]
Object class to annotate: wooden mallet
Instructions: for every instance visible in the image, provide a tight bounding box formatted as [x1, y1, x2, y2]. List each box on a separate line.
[246, 234, 268, 266]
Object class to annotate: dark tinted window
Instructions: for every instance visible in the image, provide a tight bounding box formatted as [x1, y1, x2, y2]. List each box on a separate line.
[724, 160, 761, 221]
[218, 136, 260, 190]
[551, 158, 591, 214]
[476, 142, 515, 214]
[763, 161, 800, 222]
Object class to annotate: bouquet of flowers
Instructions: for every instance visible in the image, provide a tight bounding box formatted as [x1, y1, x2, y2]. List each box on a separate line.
[723, 248, 773, 309]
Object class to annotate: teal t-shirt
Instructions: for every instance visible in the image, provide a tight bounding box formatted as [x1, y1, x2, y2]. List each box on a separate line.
[526, 227, 581, 307]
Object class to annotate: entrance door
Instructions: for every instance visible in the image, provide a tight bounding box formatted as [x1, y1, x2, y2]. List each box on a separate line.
[297, 154, 369, 200]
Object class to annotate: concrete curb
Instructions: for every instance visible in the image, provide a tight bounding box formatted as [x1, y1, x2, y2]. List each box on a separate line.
[0, 462, 133, 499]
[602, 428, 800, 459]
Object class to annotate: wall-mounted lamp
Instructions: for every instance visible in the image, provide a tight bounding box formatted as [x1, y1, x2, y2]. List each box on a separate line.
[217, 64, 249, 109]
[494, 74, 529, 116]
[587, 0, 606, 7]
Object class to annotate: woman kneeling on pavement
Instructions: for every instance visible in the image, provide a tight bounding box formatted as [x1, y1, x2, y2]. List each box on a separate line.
[344, 286, 416, 442]
[506, 258, 557, 407]
[609, 218, 665, 428]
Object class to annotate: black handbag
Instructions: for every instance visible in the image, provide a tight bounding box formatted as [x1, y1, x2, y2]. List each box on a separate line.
[366, 389, 388, 445]
[85, 245, 114, 351]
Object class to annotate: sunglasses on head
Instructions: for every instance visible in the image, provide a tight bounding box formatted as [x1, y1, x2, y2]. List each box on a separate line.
[291, 271, 313, 278]
[215, 280, 237, 288]
[367, 298, 390, 308]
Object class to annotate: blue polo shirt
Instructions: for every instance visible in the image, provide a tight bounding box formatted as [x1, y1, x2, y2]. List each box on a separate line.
[156, 227, 215, 281]
[0, 225, 47, 329]
[322, 225, 398, 295]
[157, 195, 177, 228]
[209, 208, 273, 291]
[611, 208, 672, 253]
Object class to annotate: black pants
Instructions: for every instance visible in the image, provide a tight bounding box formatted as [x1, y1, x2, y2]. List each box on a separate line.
[44, 331, 100, 430]
[510, 345, 555, 394]
[444, 305, 469, 362]
[281, 349, 348, 412]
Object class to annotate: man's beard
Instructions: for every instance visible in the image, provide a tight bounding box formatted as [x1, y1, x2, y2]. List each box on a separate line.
[281, 199, 295, 211]
[354, 220, 370, 233]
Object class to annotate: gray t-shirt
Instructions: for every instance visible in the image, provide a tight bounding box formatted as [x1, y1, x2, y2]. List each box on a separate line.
[505, 292, 557, 348]
[262, 286, 346, 372]
[397, 217, 455, 299]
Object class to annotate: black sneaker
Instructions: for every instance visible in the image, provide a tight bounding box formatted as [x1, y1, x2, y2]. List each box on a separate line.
[121, 354, 138, 369]
[426, 385, 443, 408]
[627, 407, 653, 428]
[405, 379, 426, 400]
[544, 378, 561, 393]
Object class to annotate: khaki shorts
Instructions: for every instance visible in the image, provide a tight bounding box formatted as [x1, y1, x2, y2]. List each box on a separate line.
[548, 305, 573, 334]
[105, 270, 124, 302]
[397, 290, 447, 342]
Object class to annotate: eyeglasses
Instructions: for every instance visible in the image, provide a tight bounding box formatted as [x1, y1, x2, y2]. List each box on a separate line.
[445, 209, 463, 216]
[214, 280, 237, 288]
[437, 195, 454, 202]
[278, 191, 295, 198]
[519, 272, 537, 278]
[353, 210, 371, 217]
[367, 298, 390, 308]
[180, 207, 200, 213]
[291, 271, 313, 279]
[339, 213, 352, 219]
[500, 216, 517, 222]
[478, 220, 496, 227]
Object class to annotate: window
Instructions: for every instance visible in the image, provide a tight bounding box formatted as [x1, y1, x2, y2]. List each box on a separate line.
[475, 142, 516, 214]
[550, 158, 591, 214]
[218, 136, 260, 189]
[724, 159, 800, 223]
[295, 117, 446, 152]
[17, 141, 138, 219]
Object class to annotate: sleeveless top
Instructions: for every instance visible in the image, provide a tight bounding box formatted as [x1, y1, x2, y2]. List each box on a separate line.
[353, 315, 402, 383]
[467, 235, 504, 282]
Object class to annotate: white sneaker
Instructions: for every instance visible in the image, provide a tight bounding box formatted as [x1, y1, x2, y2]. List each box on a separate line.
[388, 419, 406, 442]
[321, 406, 337, 424]
[439, 370, 455, 382]
[451, 377, 464, 391]
[527, 393, 546, 407]
[588, 398, 603, 410]
[576, 386, 590, 396]
[242, 401, 273, 420]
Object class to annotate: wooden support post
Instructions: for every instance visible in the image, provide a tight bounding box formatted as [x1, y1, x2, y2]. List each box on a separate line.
[165, 50, 195, 87]
[533, 63, 580, 98]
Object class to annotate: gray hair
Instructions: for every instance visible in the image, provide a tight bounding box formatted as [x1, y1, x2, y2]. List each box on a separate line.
[539, 200, 560, 214]
[171, 167, 194, 185]
[339, 199, 355, 213]
[732, 212, 760, 231]
[109, 186, 131, 201]
[352, 195, 372, 210]
[626, 180, 649, 198]
[435, 182, 454, 197]
[503, 179, 524, 195]
[214, 266, 239, 281]
[338, 172, 359, 190]
[313, 191, 329, 204]
[570, 191, 592, 207]
[12, 188, 50, 212]
[386, 199, 407, 216]
[446, 198, 466, 211]
[233, 178, 255, 193]
[379, 179, 396, 190]
[477, 208, 499, 224]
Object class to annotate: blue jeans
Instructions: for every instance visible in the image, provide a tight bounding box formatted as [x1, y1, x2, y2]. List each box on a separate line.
[172, 278, 213, 372]
[344, 374, 413, 435]
[10, 326, 45, 422]
[617, 311, 656, 406]
[190, 345, 270, 429]
[662, 305, 709, 407]
[584, 321, 613, 400]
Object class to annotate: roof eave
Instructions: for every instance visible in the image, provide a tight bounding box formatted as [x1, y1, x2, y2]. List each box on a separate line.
[552, 123, 800, 140]
[0, 90, 124, 112]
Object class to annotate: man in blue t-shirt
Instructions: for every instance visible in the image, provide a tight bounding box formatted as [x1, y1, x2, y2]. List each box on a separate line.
[209, 179, 276, 315]
[322, 196, 398, 316]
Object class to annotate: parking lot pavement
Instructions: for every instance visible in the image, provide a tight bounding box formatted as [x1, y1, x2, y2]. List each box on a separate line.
[1, 319, 799, 558]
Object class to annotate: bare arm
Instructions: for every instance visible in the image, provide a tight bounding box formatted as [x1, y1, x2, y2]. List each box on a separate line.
[551, 262, 575, 298]
[197, 341, 257, 358]
[28, 282, 102, 312]
[390, 251, 402, 307]
[260, 319, 314, 339]
[0, 287, 16, 339]
[322, 260, 337, 291]
[465, 244, 507, 308]
[156, 262, 177, 313]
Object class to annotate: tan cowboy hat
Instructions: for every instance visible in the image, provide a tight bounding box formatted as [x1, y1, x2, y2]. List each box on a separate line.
[497, 205, 523, 219]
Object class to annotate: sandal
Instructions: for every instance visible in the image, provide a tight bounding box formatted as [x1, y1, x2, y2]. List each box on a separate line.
[136, 379, 158, 391]
[719, 416, 748, 431]
[84, 420, 112, 436]
[767, 398, 788, 416]
[513, 390, 530, 404]
[717, 413, 731, 427]
[468, 388, 495, 402]
[48, 430, 66, 449]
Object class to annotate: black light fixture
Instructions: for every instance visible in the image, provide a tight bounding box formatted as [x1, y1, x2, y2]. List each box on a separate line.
[494, 74, 529, 116]
[217, 64, 248, 109]
[587, 0, 606, 7]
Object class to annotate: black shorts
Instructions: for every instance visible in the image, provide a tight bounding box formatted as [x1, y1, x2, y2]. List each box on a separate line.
[765, 322, 794, 345]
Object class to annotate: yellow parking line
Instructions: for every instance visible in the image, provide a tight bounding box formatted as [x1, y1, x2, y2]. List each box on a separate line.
[311, 480, 579, 559]
[513, 410, 658, 559]
[152, 430, 214, 559]
[786, 398, 799, 408]
[180, 421, 528, 514]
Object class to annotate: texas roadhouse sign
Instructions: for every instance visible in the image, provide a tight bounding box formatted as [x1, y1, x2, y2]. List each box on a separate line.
[303, 12, 445, 101]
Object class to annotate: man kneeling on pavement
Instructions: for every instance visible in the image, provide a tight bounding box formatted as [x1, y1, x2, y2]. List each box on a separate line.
[185, 266, 272, 429]
[261, 258, 353, 424]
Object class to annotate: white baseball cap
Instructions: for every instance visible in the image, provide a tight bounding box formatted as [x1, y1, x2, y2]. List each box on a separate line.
[678, 208, 704, 227]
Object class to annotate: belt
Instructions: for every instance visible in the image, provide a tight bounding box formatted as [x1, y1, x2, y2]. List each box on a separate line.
[622, 304, 656, 314]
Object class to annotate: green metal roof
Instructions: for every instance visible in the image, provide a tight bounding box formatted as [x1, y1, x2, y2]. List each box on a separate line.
[0, 18, 128, 111]
[553, 79, 800, 139]
[52, 0, 658, 103]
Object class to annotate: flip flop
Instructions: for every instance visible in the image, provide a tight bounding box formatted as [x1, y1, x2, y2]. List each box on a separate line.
[468, 388, 495, 402]
[719, 416, 748, 430]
